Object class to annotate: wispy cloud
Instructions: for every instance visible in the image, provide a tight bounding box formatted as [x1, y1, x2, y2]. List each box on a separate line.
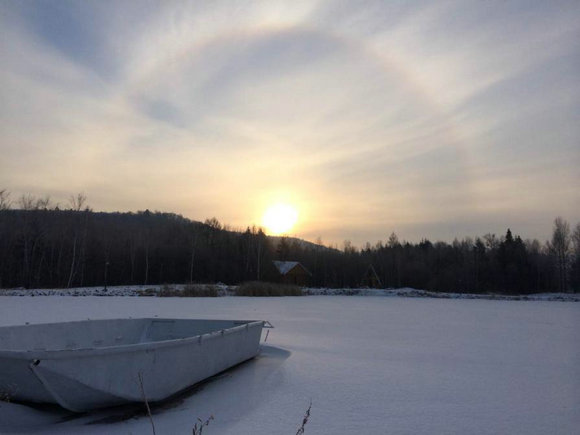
[1, 0, 578, 244]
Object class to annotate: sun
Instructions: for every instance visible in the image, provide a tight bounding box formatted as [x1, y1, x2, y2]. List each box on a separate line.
[262, 203, 298, 235]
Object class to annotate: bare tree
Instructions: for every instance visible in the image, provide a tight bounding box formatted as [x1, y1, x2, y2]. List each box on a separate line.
[17, 194, 37, 286]
[549, 217, 571, 293]
[573, 223, 580, 256]
[0, 189, 11, 210]
[19, 194, 37, 210]
[204, 217, 222, 230]
[343, 240, 356, 254]
[66, 193, 89, 288]
[255, 231, 263, 281]
[483, 233, 500, 250]
[140, 229, 151, 286]
[189, 228, 198, 283]
[387, 232, 402, 287]
[66, 232, 78, 288]
[571, 223, 580, 293]
[387, 232, 400, 248]
[68, 192, 87, 211]
[36, 195, 52, 210]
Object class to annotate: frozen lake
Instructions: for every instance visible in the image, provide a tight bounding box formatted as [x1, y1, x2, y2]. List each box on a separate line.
[1, 296, 578, 434]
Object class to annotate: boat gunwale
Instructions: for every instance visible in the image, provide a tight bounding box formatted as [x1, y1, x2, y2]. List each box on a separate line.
[0, 318, 264, 360]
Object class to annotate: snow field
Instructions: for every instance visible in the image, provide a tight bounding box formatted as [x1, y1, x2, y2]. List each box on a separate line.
[0, 296, 578, 434]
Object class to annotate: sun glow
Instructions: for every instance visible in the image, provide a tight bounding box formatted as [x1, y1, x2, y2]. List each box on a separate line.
[262, 203, 298, 235]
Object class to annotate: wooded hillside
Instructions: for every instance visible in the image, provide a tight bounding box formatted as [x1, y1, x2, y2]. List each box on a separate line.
[0, 191, 578, 293]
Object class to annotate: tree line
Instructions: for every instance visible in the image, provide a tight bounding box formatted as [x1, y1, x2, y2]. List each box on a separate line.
[0, 190, 578, 293]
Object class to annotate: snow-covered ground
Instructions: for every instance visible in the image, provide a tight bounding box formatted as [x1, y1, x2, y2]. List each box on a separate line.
[0, 283, 230, 298]
[2, 284, 579, 302]
[1, 296, 579, 434]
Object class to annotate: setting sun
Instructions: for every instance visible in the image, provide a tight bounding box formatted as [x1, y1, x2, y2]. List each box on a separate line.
[262, 203, 298, 235]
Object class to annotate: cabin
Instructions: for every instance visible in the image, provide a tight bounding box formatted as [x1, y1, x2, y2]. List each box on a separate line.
[272, 261, 311, 286]
[361, 264, 382, 288]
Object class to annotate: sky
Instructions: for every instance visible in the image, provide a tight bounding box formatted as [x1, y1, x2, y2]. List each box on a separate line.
[1, 0, 579, 246]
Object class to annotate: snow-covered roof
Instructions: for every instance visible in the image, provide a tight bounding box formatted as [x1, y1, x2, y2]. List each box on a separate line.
[273, 261, 301, 275]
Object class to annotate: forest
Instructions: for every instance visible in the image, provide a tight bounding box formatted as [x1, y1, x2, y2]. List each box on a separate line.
[0, 190, 579, 294]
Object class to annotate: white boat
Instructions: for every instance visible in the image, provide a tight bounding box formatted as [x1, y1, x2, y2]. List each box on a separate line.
[0, 318, 269, 412]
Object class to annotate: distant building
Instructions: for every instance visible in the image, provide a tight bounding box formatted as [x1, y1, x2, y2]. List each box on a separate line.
[272, 261, 312, 286]
[361, 264, 382, 288]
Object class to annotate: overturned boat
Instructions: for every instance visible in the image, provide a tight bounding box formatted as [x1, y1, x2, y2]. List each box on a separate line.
[0, 318, 269, 412]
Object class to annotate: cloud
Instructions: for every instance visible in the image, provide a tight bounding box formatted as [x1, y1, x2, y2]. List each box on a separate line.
[1, 0, 578, 245]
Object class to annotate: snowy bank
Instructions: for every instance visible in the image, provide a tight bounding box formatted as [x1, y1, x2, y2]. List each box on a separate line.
[1, 284, 579, 302]
[304, 287, 580, 302]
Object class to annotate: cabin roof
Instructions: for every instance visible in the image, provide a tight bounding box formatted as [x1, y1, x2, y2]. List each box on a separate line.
[273, 261, 311, 276]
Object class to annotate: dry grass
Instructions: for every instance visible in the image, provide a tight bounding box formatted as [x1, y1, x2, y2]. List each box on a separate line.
[235, 281, 303, 297]
[0, 383, 17, 403]
[138, 372, 156, 435]
[156, 284, 219, 297]
[296, 401, 312, 435]
[192, 415, 214, 435]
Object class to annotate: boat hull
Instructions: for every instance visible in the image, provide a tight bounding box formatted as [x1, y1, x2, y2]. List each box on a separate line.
[0, 318, 265, 412]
